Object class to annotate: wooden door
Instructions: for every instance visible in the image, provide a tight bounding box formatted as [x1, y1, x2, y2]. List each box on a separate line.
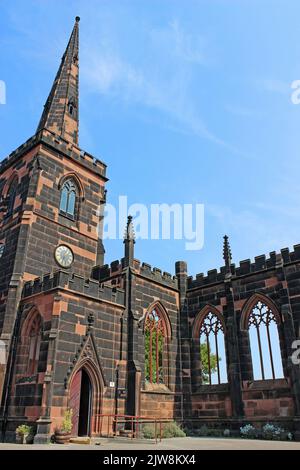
[69, 369, 82, 436]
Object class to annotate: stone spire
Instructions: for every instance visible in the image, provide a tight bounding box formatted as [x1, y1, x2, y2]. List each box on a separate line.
[223, 234, 232, 274]
[123, 215, 135, 266]
[36, 17, 80, 145]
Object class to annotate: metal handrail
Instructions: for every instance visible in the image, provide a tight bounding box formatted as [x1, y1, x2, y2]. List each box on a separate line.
[93, 413, 175, 443]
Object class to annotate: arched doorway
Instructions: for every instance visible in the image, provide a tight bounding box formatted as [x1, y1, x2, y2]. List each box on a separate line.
[69, 368, 93, 436]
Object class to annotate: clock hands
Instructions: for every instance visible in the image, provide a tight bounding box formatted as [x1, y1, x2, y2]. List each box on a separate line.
[55, 246, 73, 268]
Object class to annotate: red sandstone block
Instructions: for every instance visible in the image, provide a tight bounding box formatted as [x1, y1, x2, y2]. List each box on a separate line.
[246, 401, 258, 408]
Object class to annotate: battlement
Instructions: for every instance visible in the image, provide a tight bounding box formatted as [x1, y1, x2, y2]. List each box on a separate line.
[92, 260, 123, 281]
[0, 128, 107, 179]
[22, 270, 125, 305]
[92, 258, 178, 288]
[187, 244, 300, 289]
[136, 260, 178, 288]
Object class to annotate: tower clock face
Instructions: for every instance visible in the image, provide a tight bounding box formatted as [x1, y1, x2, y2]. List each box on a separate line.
[54, 245, 74, 268]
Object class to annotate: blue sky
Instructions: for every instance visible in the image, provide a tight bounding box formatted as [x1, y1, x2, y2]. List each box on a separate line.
[1, 0, 300, 277]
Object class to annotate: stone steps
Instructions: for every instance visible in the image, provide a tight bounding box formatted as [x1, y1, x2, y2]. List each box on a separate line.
[69, 437, 91, 445]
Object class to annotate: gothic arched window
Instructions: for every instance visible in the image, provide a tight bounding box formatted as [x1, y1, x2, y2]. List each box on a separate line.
[198, 311, 227, 385]
[247, 300, 284, 380]
[59, 179, 77, 218]
[68, 97, 76, 116]
[27, 314, 42, 375]
[145, 308, 168, 385]
[7, 178, 18, 217]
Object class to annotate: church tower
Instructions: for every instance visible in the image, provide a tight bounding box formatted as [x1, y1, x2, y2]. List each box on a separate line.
[2, 16, 299, 444]
[0, 17, 107, 401]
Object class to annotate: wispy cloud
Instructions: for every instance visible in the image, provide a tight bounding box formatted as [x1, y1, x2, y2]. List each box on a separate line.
[150, 19, 209, 65]
[208, 200, 300, 258]
[225, 104, 262, 118]
[81, 20, 250, 157]
[7, 5, 236, 152]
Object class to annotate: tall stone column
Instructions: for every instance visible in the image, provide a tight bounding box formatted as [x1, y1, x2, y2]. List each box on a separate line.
[175, 261, 192, 421]
[122, 217, 141, 419]
[222, 236, 244, 419]
[96, 188, 106, 267]
[224, 294, 244, 418]
[124, 268, 141, 418]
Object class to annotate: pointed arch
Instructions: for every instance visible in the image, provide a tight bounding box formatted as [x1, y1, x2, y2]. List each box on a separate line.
[58, 174, 82, 219]
[68, 353, 105, 397]
[3, 172, 19, 198]
[68, 97, 77, 116]
[192, 304, 225, 340]
[21, 305, 43, 338]
[4, 174, 19, 216]
[143, 301, 172, 338]
[241, 293, 284, 380]
[240, 293, 281, 331]
[143, 301, 171, 386]
[58, 173, 84, 200]
[67, 354, 105, 436]
[20, 306, 43, 375]
[193, 305, 227, 385]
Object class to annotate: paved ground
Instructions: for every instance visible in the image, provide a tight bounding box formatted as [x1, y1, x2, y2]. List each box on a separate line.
[0, 437, 300, 450]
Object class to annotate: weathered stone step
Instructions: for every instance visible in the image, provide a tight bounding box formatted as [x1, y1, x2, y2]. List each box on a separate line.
[69, 437, 91, 445]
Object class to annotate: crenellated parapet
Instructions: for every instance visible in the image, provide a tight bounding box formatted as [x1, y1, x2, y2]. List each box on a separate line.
[187, 244, 300, 289]
[137, 261, 178, 288]
[0, 128, 107, 179]
[92, 258, 178, 288]
[92, 259, 123, 281]
[22, 270, 125, 305]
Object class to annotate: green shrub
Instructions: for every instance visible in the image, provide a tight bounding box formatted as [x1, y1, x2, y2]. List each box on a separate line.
[162, 422, 186, 438]
[16, 424, 32, 436]
[262, 423, 285, 440]
[142, 424, 157, 439]
[196, 425, 224, 437]
[61, 409, 73, 433]
[142, 421, 185, 439]
[196, 425, 209, 437]
[240, 424, 257, 439]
